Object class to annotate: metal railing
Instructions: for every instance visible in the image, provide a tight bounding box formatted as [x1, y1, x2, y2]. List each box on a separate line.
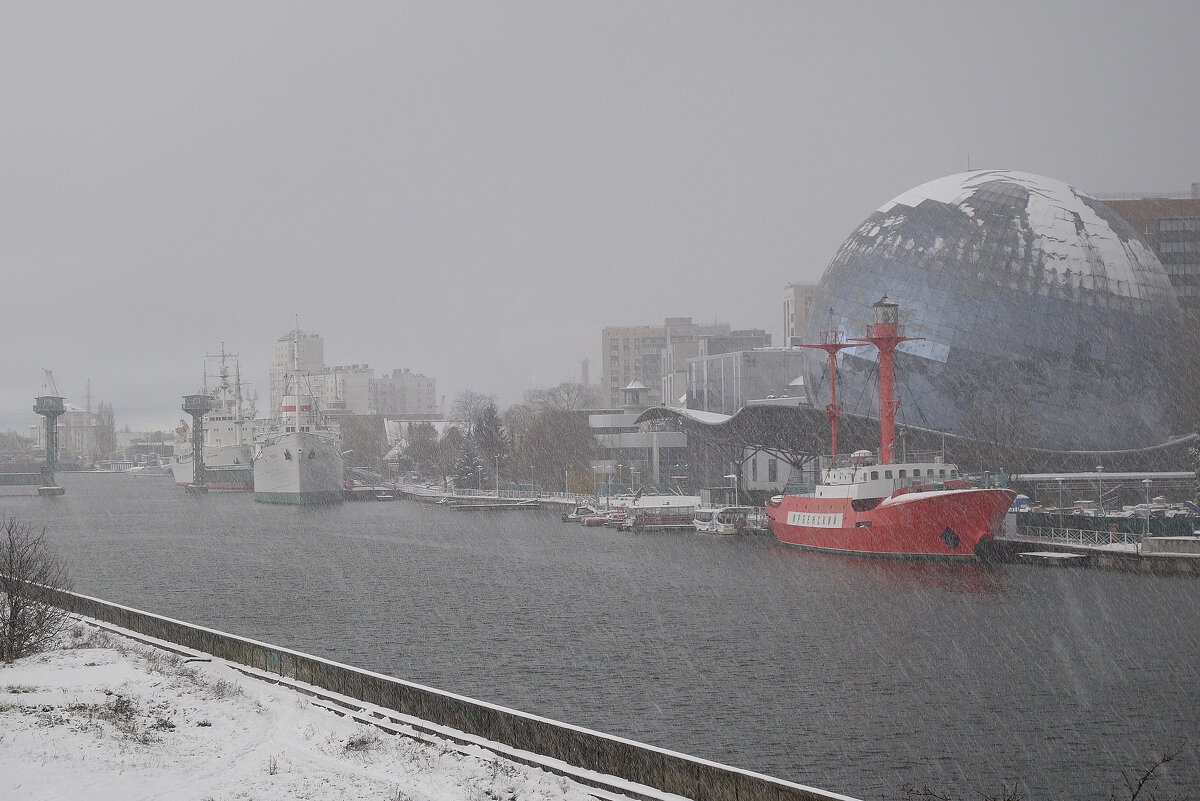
[1017, 525, 1138, 548]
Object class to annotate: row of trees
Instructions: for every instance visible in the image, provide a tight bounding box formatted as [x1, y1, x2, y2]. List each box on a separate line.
[403, 387, 599, 492]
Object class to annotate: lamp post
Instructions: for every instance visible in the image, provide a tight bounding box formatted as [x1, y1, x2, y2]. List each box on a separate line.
[724, 473, 738, 507]
[564, 468, 569, 497]
[1142, 478, 1153, 546]
[1096, 465, 1104, 516]
[495, 454, 500, 498]
[1057, 476, 1064, 539]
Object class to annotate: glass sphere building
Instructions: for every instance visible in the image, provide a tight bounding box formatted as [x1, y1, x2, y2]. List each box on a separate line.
[804, 170, 1182, 451]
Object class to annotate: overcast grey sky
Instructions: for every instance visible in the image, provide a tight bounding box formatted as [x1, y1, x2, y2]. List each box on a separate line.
[3, 1, 1198, 431]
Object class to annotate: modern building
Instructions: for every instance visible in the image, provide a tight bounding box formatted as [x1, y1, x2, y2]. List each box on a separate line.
[269, 330, 437, 419]
[800, 170, 1183, 452]
[686, 348, 808, 415]
[601, 324, 670, 408]
[662, 328, 771, 408]
[587, 382, 687, 488]
[315, 364, 373, 416]
[601, 318, 766, 408]
[783, 282, 818, 346]
[369, 369, 438, 417]
[1104, 186, 1200, 316]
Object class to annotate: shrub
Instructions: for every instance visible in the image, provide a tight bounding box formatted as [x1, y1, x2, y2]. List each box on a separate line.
[0, 516, 73, 662]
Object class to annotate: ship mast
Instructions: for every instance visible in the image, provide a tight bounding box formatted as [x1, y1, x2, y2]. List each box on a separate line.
[291, 326, 299, 432]
[798, 308, 860, 459]
[852, 296, 920, 465]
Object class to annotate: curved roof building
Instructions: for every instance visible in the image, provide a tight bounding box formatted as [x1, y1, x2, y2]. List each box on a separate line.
[805, 170, 1183, 451]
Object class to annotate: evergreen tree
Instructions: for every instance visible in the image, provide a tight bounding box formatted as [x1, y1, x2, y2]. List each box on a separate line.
[452, 436, 484, 490]
[1190, 429, 1200, 504]
[404, 422, 440, 476]
[473, 403, 511, 483]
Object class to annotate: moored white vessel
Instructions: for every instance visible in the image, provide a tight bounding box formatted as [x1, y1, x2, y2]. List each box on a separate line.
[170, 347, 257, 490]
[253, 335, 343, 505]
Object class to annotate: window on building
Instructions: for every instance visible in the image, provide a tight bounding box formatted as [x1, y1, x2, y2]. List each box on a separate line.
[751, 458, 758, 482]
[870, 471, 879, 480]
[768, 459, 777, 483]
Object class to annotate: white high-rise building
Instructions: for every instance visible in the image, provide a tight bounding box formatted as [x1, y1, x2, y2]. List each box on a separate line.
[270, 330, 325, 416]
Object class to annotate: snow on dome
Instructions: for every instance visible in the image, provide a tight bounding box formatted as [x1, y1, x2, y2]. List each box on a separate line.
[875, 170, 1168, 301]
[805, 170, 1183, 451]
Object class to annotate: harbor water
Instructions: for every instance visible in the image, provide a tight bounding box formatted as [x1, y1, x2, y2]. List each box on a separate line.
[6, 473, 1198, 799]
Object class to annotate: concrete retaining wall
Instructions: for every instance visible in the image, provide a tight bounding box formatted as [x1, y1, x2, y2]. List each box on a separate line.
[45, 588, 853, 801]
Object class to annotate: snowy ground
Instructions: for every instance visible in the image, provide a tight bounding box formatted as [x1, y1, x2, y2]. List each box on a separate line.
[0, 621, 617, 801]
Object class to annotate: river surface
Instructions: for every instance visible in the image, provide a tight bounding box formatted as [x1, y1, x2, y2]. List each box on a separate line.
[6, 473, 1199, 799]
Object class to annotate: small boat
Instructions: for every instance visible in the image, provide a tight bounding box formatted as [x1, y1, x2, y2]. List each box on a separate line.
[694, 506, 756, 535]
[619, 495, 703, 531]
[562, 504, 599, 523]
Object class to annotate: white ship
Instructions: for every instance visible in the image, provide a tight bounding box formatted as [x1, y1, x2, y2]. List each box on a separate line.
[253, 337, 344, 504]
[170, 347, 257, 490]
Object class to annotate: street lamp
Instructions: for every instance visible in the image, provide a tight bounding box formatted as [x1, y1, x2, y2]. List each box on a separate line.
[495, 454, 500, 497]
[1142, 478, 1153, 545]
[1096, 465, 1104, 516]
[1056, 476, 1064, 538]
[724, 473, 738, 507]
[564, 468, 569, 496]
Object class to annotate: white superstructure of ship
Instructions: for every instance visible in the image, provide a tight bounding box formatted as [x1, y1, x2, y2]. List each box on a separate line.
[170, 347, 257, 490]
[252, 332, 344, 504]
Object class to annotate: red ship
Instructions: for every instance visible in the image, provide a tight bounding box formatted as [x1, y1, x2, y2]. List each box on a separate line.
[766, 297, 1014, 559]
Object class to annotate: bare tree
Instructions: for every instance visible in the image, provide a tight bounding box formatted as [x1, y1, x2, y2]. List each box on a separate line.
[899, 742, 1190, 801]
[451, 389, 496, 435]
[1, 516, 73, 662]
[94, 401, 117, 458]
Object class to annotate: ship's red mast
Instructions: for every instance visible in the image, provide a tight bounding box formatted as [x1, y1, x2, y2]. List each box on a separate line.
[799, 316, 859, 459]
[852, 297, 919, 465]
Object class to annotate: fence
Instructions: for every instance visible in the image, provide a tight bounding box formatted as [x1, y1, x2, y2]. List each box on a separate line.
[40, 587, 853, 801]
[1014, 512, 1193, 544]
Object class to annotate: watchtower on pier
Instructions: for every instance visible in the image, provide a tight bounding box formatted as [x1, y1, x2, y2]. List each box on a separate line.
[182, 394, 213, 493]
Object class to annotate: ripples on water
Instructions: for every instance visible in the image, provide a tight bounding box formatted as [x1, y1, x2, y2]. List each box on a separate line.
[6, 473, 1198, 799]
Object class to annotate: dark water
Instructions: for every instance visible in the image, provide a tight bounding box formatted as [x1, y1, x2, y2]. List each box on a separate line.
[5, 473, 1199, 799]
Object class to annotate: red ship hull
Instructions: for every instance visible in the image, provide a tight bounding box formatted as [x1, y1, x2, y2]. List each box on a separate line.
[767, 487, 1014, 558]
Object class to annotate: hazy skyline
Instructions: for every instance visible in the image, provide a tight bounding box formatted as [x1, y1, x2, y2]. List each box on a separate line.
[3, 2, 1198, 431]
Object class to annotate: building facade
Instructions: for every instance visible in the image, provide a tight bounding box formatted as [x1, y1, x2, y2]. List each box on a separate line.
[662, 328, 771, 408]
[369, 369, 438, 416]
[270, 329, 437, 419]
[33, 403, 98, 460]
[685, 349, 808, 415]
[783, 282, 817, 346]
[601, 318, 748, 408]
[270, 330, 325, 415]
[1104, 186, 1200, 316]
